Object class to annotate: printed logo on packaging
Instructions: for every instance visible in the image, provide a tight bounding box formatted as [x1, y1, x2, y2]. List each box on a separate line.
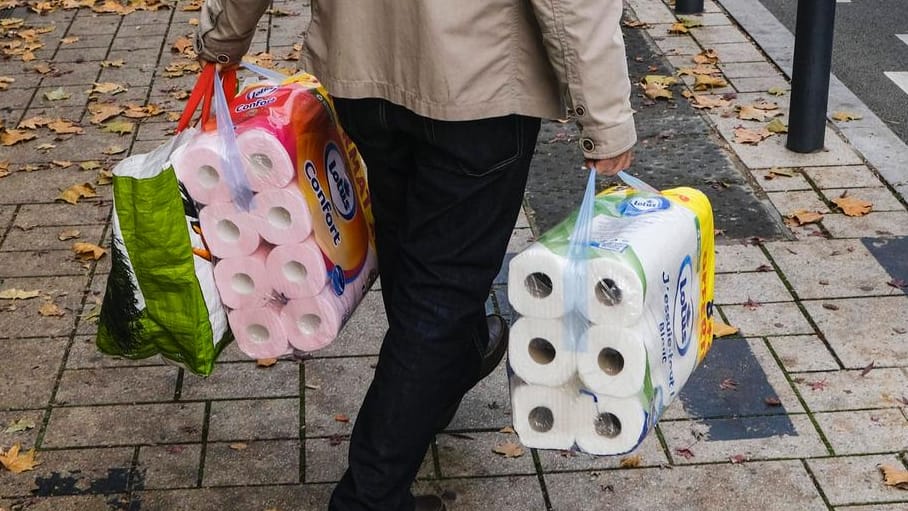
[618, 196, 672, 217]
[673, 255, 695, 356]
[324, 142, 356, 221]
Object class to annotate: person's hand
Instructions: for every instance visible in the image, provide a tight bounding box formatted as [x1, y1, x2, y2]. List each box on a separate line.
[585, 149, 633, 177]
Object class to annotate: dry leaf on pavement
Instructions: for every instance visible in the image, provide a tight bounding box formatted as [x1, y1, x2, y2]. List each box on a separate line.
[643, 74, 678, 87]
[689, 94, 731, 110]
[880, 464, 908, 490]
[733, 126, 772, 144]
[100, 59, 125, 68]
[0, 444, 40, 473]
[47, 119, 83, 135]
[738, 105, 780, 122]
[492, 441, 525, 458]
[0, 289, 41, 300]
[43, 87, 70, 101]
[622, 20, 649, 28]
[1, 129, 37, 146]
[229, 443, 248, 451]
[72, 242, 106, 260]
[832, 111, 862, 122]
[171, 35, 194, 55]
[334, 414, 350, 423]
[693, 49, 719, 65]
[643, 82, 673, 100]
[766, 118, 788, 134]
[38, 301, 65, 317]
[767, 87, 787, 96]
[57, 183, 97, 204]
[18, 116, 51, 129]
[619, 455, 642, 468]
[88, 103, 124, 124]
[832, 196, 872, 216]
[58, 229, 80, 240]
[256, 358, 277, 367]
[3, 418, 36, 434]
[694, 74, 728, 91]
[713, 321, 739, 338]
[102, 120, 135, 135]
[89, 82, 128, 95]
[668, 22, 689, 34]
[787, 210, 824, 226]
[0, 76, 14, 90]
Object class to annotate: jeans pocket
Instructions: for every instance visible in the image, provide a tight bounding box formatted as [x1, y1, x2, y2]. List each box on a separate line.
[423, 115, 526, 177]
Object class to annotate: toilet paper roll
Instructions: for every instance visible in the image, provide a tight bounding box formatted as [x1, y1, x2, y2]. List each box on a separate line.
[507, 244, 566, 319]
[199, 202, 262, 259]
[172, 133, 234, 205]
[281, 290, 343, 352]
[511, 383, 576, 450]
[237, 130, 296, 191]
[507, 317, 577, 387]
[573, 392, 647, 456]
[212, 246, 272, 310]
[250, 186, 313, 245]
[266, 239, 330, 299]
[576, 325, 647, 398]
[583, 258, 645, 326]
[228, 304, 292, 359]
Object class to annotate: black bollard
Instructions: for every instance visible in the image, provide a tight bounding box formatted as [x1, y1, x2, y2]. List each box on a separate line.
[674, 0, 704, 15]
[787, 0, 836, 153]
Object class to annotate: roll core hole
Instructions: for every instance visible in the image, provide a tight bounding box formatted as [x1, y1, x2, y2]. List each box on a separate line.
[528, 406, 555, 433]
[598, 347, 624, 376]
[283, 261, 308, 283]
[247, 324, 270, 343]
[249, 153, 274, 178]
[198, 165, 219, 189]
[528, 337, 557, 365]
[525, 272, 553, 299]
[217, 219, 241, 242]
[594, 412, 622, 438]
[595, 278, 622, 306]
[231, 273, 255, 295]
[267, 206, 293, 230]
[297, 313, 322, 335]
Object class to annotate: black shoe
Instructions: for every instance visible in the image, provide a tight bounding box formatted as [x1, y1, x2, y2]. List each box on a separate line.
[435, 314, 510, 431]
[415, 494, 446, 511]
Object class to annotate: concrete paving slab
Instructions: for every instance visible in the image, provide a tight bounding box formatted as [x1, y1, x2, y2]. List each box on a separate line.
[207, 398, 299, 442]
[803, 165, 888, 189]
[718, 61, 781, 79]
[706, 42, 765, 62]
[659, 414, 828, 463]
[134, 484, 334, 510]
[0, 338, 66, 410]
[312, 290, 385, 358]
[0, 495, 121, 511]
[445, 363, 512, 431]
[729, 74, 791, 93]
[1, 224, 106, 252]
[720, 301, 813, 336]
[13, 202, 111, 228]
[814, 409, 908, 456]
[0, 409, 43, 449]
[766, 190, 831, 217]
[67, 13, 122, 36]
[202, 440, 299, 486]
[824, 212, 908, 238]
[180, 361, 299, 401]
[413, 475, 547, 511]
[136, 443, 202, 490]
[715, 243, 771, 273]
[690, 25, 751, 46]
[808, 454, 908, 507]
[791, 368, 908, 413]
[55, 366, 178, 406]
[750, 168, 813, 192]
[714, 270, 792, 304]
[803, 297, 908, 369]
[626, 0, 677, 24]
[436, 431, 536, 478]
[42, 402, 205, 448]
[535, 432, 668, 472]
[304, 356, 375, 437]
[765, 239, 897, 299]
[304, 436, 434, 483]
[651, 32, 703, 56]
[0, 275, 89, 339]
[0, 250, 91, 278]
[65, 335, 163, 369]
[768, 335, 841, 372]
[821, 188, 906, 212]
[545, 460, 827, 511]
[0, 446, 134, 498]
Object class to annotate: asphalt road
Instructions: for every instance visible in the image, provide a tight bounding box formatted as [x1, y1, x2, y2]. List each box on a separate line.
[756, 0, 908, 143]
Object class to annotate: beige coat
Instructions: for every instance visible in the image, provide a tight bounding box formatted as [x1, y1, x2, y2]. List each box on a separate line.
[196, 0, 636, 159]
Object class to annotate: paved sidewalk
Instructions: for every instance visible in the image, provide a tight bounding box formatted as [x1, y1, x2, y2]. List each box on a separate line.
[1, 0, 908, 510]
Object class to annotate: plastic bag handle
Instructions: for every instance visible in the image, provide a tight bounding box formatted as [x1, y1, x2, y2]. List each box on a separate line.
[617, 170, 660, 194]
[176, 63, 238, 133]
[212, 71, 254, 211]
[241, 61, 288, 83]
[563, 169, 598, 350]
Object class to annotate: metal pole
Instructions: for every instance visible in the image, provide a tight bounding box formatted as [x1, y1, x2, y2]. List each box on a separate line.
[674, 0, 704, 15]
[787, 0, 836, 153]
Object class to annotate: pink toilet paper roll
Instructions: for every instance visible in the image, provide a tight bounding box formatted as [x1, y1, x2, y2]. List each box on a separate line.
[281, 291, 344, 352]
[199, 202, 262, 259]
[171, 132, 234, 205]
[213, 246, 273, 309]
[228, 305, 292, 359]
[250, 186, 314, 245]
[266, 239, 330, 299]
[237, 129, 296, 191]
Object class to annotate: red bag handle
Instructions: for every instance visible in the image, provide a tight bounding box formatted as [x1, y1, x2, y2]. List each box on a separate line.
[176, 63, 238, 133]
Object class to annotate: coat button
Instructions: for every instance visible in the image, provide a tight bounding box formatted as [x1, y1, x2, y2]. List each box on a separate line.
[216, 53, 231, 64]
[581, 138, 595, 152]
[575, 105, 586, 116]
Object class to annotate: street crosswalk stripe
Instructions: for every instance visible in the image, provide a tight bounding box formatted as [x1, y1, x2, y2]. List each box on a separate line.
[884, 72, 908, 95]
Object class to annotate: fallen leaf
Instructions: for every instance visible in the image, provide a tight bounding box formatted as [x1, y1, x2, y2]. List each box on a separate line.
[58, 229, 80, 240]
[256, 358, 277, 367]
[743, 297, 761, 310]
[100, 59, 125, 68]
[17, 116, 52, 129]
[38, 301, 65, 317]
[229, 443, 247, 451]
[689, 94, 731, 110]
[832, 196, 872, 217]
[102, 120, 135, 135]
[668, 22, 689, 34]
[880, 464, 908, 490]
[52, 160, 73, 168]
[79, 161, 101, 171]
[89, 82, 128, 95]
[677, 64, 721, 77]
[1, 129, 37, 146]
[3, 418, 36, 434]
[498, 426, 516, 434]
[733, 126, 772, 144]
[0, 76, 14, 90]
[678, 16, 703, 28]
[57, 183, 97, 204]
[0, 289, 41, 300]
[61, 36, 79, 44]
[787, 210, 824, 226]
[693, 49, 719, 65]
[0, 444, 40, 473]
[492, 441, 525, 458]
[43, 87, 70, 101]
[188, 17, 199, 25]
[807, 379, 829, 391]
[643, 74, 679, 87]
[643, 82, 673, 100]
[674, 447, 695, 459]
[622, 20, 649, 28]
[768, 168, 795, 179]
[88, 102, 123, 124]
[101, 145, 127, 155]
[729, 454, 746, 464]
[765, 118, 788, 134]
[694, 74, 728, 91]
[832, 111, 862, 122]
[821, 303, 839, 311]
[36, 143, 56, 152]
[767, 87, 787, 96]
[764, 396, 782, 407]
[97, 168, 113, 185]
[72, 242, 106, 260]
[47, 119, 83, 135]
[171, 35, 194, 55]
[861, 361, 876, 377]
[719, 378, 738, 390]
[334, 414, 350, 423]
[619, 455, 642, 468]
[738, 105, 782, 121]
[713, 321, 738, 338]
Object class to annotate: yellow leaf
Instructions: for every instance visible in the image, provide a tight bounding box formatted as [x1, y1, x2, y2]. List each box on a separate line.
[0, 289, 41, 300]
[643, 82, 673, 100]
[491, 441, 525, 458]
[188, 17, 199, 26]
[43, 87, 70, 101]
[171, 36, 195, 55]
[678, 16, 703, 28]
[832, 111, 862, 122]
[768, 168, 796, 178]
[57, 182, 97, 204]
[80, 161, 101, 171]
[21, 117, 55, 132]
[733, 127, 772, 144]
[47, 119, 83, 135]
[52, 160, 73, 168]
[668, 22, 689, 34]
[0, 444, 41, 474]
[787, 210, 824, 226]
[102, 120, 135, 135]
[694, 74, 729, 91]
[38, 301, 65, 317]
[89, 82, 128, 95]
[880, 464, 908, 490]
[643, 74, 678, 87]
[58, 229, 80, 240]
[767, 87, 787, 96]
[72, 242, 106, 261]
[622, 20, 649, 29]
[1, 129, 37, 146]
[738, 105, 775, 122]
[832, 196, 873, 217]
[713, 321, 739, 338]
[766, 118, 788, 134]
[619, 454, 642, 468]
[689, 94, 731, 110]
[97, 168, 113, 185]
[693, 49, 719, 65]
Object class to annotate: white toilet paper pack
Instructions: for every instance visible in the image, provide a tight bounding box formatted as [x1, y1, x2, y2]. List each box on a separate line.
[508, 185, 716, 455]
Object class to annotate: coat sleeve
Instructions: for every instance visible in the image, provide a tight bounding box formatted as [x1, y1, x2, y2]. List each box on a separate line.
[195, 0, 271, 64]
[528, 0, 637, 159]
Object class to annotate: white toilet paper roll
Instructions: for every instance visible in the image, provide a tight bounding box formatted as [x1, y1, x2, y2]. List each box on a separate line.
[573, 392, 647, 456]
[266, 239, 330, 299]
[171, 133, 234, 205]
[511, 383, 576, 450]
[228, 304, 292, 359]
[507, 317, 577, 387]
[576, 325, 647, 398]
[281, 289, 343, 352]
[583, 258, 645, 326]
[250, 186, 313, 245]
[212, 246, 272, 310]
[199, 202, 262, 259]
[507, 244, 566, 319]
[237, 129, 296, 191]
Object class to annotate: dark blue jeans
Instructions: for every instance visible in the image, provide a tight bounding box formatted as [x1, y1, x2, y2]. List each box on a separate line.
[328, 98, 541, 511]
